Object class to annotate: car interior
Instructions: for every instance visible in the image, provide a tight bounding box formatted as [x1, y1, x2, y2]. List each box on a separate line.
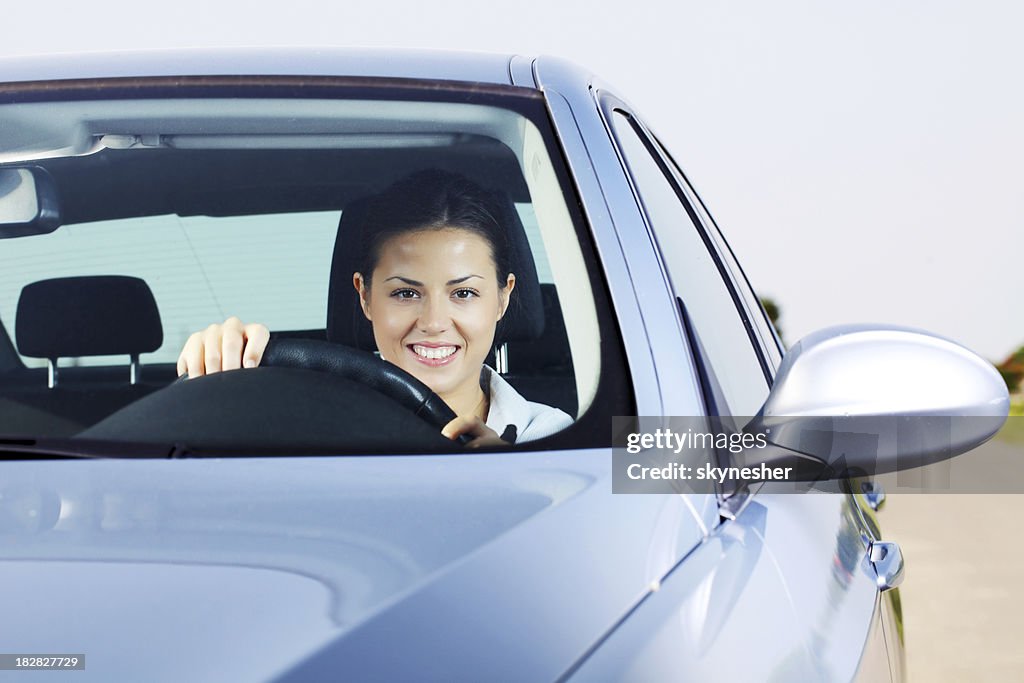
[0, 93, 613, 452]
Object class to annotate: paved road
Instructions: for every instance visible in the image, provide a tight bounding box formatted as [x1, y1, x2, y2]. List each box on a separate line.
[880, 493, 1024, 680]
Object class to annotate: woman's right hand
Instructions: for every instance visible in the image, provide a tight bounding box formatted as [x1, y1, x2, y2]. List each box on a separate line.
[176, 317, 270, 379]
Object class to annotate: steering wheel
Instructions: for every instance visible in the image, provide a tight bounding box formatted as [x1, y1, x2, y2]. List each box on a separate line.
[260, 338, 466, 439]
[80, 338, 472, 453]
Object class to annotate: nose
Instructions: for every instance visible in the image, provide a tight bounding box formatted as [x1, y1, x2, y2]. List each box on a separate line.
[417, 296, 451, 335]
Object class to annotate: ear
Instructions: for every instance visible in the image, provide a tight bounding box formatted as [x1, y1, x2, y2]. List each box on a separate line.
[497, 273, 516, 321]
[353, 272, 372, 321]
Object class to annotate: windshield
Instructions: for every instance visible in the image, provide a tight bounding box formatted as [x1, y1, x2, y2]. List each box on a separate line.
[0, 81, 630, 455]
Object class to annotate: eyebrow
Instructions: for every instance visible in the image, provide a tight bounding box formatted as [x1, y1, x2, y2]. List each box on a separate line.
[383, 275, 484, 286]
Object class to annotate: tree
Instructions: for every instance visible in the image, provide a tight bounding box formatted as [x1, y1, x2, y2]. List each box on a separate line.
[996, 346, 1024, 394]
[760, 296, 784, 347]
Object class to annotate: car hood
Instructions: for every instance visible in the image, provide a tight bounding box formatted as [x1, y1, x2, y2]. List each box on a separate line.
[0, 451, 706, 682]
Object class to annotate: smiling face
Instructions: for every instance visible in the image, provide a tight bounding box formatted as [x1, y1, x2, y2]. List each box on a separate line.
[353, 227, 515, 415]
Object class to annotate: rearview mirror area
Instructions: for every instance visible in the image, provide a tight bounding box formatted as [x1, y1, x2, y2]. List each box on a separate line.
[745, 324, 1009, 476]
[0, 167, 61, 238]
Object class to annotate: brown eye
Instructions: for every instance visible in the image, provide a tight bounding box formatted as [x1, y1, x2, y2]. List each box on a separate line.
[452, 288, 479, 300]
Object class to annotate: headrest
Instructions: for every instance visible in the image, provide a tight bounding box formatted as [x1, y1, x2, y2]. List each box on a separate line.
[16, 276, 162, 359]
[507, 284, 573, 372]
[326, 189, 545, 350]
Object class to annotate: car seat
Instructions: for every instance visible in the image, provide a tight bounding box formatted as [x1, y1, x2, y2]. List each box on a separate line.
[0, 276, 164, 435]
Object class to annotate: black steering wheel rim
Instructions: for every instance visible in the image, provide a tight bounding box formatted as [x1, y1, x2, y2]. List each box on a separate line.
[261, 337, 461, 435]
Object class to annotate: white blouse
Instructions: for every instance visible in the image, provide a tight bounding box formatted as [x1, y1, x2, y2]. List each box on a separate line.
[481, 366, 574, 442]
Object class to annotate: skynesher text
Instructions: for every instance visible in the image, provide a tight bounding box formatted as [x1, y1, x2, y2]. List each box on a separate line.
[627, 462, 794, 483]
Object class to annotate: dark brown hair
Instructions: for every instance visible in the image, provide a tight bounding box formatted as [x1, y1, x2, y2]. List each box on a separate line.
[357, 169, 513, 288]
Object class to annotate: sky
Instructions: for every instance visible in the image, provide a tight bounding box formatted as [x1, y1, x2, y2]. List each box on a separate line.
[3, 0, 1021, 360]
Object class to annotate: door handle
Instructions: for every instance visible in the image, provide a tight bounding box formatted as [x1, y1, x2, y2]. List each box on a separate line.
[868, 541, 904, 591]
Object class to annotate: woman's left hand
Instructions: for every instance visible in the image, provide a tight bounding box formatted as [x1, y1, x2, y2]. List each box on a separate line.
[442, 416, 510, 448]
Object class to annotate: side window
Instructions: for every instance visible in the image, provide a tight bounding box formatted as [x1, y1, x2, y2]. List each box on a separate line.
[654, 136, 785, 370]
[609, 109, 769, 417]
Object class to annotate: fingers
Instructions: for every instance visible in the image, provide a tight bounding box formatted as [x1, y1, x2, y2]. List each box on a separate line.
[220, 317, 245, 371]
[176, 318, 269, 378]
[442, 416, 508, 448]
[202, 323, 224, 375]
[176, 336, 194, 377]
[463, 434, 507, 448]
[441, 416, 483, 440]
[178, 330, 207, 379]
[242, 323, 270, 368]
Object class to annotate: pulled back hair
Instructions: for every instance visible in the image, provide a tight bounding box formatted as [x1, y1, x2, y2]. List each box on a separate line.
[356, 169, 513, 289]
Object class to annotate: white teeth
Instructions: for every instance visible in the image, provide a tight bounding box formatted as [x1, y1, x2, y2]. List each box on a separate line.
[412, 345, 457, 360]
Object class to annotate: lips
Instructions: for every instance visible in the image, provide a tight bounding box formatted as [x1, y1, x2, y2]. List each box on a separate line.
[408, 343, 460, 367]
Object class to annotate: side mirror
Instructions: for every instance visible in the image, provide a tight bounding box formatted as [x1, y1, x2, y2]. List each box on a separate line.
[743, 324, 1009, 477]
[0, 167, 61, 238]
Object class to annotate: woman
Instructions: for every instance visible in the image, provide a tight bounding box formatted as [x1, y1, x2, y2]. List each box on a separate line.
[176, 170, 573, 446]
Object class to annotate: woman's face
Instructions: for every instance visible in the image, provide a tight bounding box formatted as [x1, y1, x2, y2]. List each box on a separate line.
[354, 228, 515, 404]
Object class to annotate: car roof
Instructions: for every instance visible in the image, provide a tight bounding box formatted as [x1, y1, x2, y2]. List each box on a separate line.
[0, 47, 525, 87]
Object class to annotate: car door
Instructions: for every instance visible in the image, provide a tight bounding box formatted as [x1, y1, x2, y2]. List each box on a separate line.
[608, 108, 902, 681]
[549, 96, 807, 678]
[583, 97, 899, 681]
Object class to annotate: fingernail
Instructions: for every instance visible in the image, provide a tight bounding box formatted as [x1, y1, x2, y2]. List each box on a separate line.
[243, 359, 256, 368]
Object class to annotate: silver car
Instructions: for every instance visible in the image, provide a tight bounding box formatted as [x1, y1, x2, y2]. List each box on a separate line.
[0, 49, 1008, 681]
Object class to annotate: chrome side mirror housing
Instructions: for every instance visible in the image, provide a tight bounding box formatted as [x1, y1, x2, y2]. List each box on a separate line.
[745, 325, 1009, 476]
